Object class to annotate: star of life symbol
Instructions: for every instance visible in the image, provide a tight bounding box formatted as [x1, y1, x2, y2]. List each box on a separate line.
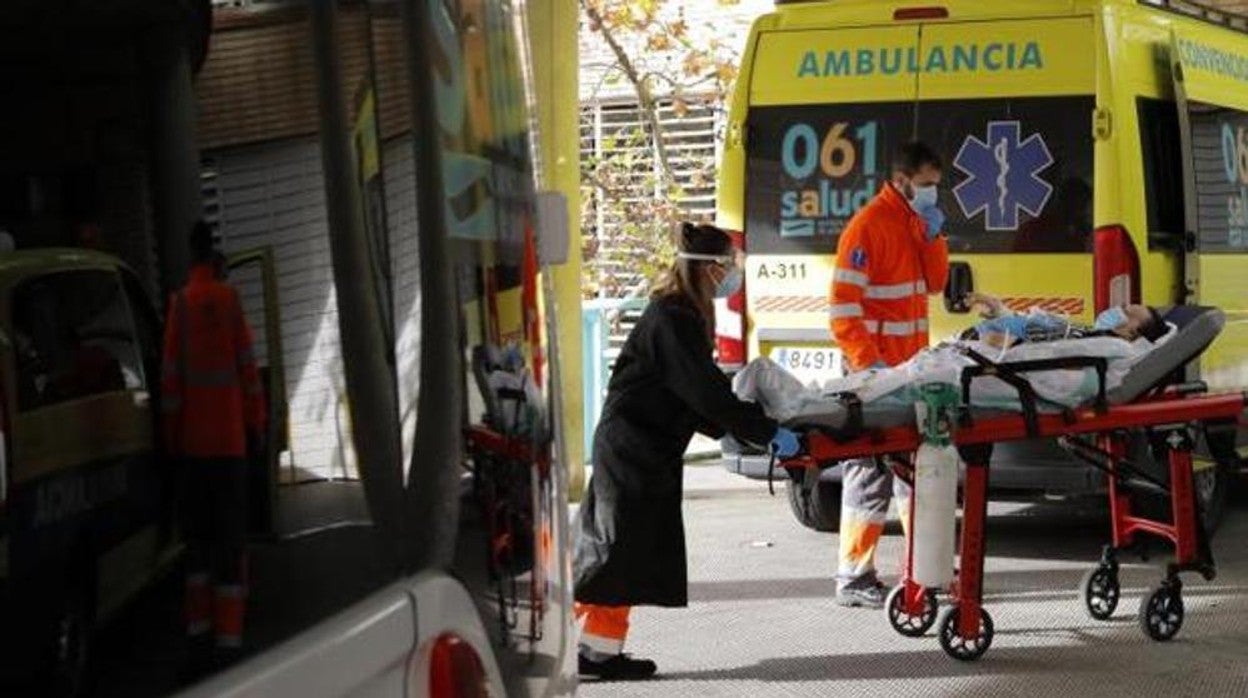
[953, 121, 1055, 231]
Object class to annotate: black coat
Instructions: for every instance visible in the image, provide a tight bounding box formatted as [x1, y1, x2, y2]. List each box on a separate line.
[573, 296, 777, 607]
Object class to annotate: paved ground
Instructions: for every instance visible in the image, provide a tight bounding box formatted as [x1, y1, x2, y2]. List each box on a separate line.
[581, 467, 1248, 697]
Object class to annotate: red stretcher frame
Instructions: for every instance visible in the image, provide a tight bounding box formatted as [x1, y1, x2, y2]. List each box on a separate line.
[778, 390, 1246, 661]
[465, 425, 553, 646]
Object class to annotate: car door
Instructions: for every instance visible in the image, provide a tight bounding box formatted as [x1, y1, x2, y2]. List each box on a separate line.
[227, 246, 289, 538]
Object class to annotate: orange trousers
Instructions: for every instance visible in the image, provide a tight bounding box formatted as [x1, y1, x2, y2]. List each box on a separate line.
[837, 457, 912, 589]
[574, 603, 631, 655]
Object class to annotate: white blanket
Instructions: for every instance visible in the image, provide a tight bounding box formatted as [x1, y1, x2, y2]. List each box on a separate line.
[734, 328, 1172, 424]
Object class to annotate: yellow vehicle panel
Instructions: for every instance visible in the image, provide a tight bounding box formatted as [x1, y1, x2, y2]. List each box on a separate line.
[10, 392, 152, 486]
[918, 18, 1094, 100]
[1197, 257, 1248, 392]
[751, 26, 919, 106]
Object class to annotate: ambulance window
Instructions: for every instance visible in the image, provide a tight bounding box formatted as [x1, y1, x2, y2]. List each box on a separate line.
[1138, 97, 1186, 250]
[745, 96, 1095, 255]
[11, 269, 143, 410]
[1185, 102, 1248, 252]
[120, 271, 160, 384]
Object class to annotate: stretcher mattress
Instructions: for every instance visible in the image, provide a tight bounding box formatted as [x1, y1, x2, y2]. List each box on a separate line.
[738, 306, 1224, 433]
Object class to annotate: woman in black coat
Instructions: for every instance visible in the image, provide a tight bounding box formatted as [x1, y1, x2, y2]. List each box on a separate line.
[574, 223, 800, 680]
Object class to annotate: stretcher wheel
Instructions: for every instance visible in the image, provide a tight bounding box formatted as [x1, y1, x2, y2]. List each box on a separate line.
[937, 605, 994, 661]
[886, 585, 938, 637]
[1080, 566, 1120, 621]
[1138, 582, 1184, 642]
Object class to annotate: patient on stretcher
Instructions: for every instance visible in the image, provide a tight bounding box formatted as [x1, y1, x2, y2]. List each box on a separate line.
[734, 294, 1177, 425]
[963, 292, 1168, 347]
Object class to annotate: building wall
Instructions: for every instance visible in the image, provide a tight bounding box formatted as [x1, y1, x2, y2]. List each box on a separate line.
[196, 5, 412, 150]
[202, 140, 355, 479]
[0, 44, 159, 294]
[194, 5, 420, 480]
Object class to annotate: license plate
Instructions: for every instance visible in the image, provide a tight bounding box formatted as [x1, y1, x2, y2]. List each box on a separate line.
[769, 346, 843, 379]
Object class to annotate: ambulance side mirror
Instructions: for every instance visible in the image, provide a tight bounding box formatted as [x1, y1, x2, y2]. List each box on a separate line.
[944, 262, 973, 314]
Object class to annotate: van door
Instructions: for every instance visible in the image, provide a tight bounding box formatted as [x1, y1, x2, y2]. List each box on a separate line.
[227, 247, 288, 537]
[744, 24, 920, 377]
[914, 17, 1097, 336]
[1172, 30, 1248, 393]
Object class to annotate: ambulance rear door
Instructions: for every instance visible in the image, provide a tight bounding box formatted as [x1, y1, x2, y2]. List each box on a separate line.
[1172, 28, 1248, 394]
[744, 23, 920, 380]
[913, 16, 1098, 338]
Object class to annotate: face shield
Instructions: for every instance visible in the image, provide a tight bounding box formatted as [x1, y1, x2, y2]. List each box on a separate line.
[677, 250, 746, 298]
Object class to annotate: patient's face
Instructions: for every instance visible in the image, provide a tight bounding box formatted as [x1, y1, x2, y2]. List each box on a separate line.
[1114, 305, 1154, 339]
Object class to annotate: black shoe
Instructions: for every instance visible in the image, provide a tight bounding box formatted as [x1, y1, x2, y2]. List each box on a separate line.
[836, 580, 888, 609]
[578, 653, 658, 680]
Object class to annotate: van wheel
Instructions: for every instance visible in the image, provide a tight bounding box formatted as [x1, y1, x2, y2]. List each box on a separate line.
[785, 468, 840, 532]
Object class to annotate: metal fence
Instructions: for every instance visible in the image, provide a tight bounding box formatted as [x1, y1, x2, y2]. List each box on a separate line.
[580, 296, 648, 460]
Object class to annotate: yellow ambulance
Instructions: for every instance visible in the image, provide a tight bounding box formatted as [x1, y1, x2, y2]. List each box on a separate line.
[717, 0, 1247, 531]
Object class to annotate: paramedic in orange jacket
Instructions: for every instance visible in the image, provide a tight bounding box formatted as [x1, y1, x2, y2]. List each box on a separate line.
[828, 142, 949, 608]
[162, 221, 266, 657]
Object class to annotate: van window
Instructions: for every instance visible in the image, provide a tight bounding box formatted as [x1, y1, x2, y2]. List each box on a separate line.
[1138, 97, 1186, 250]
[745, 96, 1095, 254]
[121, 270, 160, 386]
[1186, 101, 1248, 253]
[12, 269, 144, 410]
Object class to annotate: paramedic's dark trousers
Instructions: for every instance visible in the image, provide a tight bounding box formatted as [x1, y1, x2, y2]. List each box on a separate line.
[836, 457, 912, 589]
[181, 458, 248, 649]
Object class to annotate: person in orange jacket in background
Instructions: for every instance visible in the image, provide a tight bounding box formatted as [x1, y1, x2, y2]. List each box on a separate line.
[828, 142, 950, 608]
[162, 221, 266, 663]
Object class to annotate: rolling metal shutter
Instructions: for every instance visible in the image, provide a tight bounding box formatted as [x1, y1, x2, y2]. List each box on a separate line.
[205, 139, 356, 481]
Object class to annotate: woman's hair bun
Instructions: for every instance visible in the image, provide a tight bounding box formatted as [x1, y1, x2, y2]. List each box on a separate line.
[678, 221, 695, 246]
[677, 221, 731, 256]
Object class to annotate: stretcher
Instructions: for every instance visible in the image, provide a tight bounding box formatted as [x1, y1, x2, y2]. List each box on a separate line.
[774, 306, 1245, 661]
[464, 345, 555, 648]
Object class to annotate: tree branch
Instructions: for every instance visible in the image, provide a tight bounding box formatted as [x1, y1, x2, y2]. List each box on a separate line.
[580, 0, 674, 186]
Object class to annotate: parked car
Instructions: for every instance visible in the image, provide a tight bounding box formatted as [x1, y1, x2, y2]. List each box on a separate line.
[0, 249, 176, 694]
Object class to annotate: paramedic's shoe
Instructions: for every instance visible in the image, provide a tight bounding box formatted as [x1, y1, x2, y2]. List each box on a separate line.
[836, 580, 888, 609]
[578, 653, 658, 680]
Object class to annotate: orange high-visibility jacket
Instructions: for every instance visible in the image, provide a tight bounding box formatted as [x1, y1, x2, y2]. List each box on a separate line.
[161, 264, 266, 458]
[829, 184, 949, 371]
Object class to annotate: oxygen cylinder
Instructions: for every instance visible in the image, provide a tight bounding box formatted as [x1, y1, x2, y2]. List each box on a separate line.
[911, 383, 960, 588]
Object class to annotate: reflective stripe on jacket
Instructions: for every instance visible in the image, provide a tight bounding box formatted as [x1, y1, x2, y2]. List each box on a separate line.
[829, 184, 949, 370]
[161, 264, 266, 458]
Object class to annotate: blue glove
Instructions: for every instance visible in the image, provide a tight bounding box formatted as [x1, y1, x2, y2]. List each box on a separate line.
[919, 204, 946, 241]
[770, 427, 801, 459]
